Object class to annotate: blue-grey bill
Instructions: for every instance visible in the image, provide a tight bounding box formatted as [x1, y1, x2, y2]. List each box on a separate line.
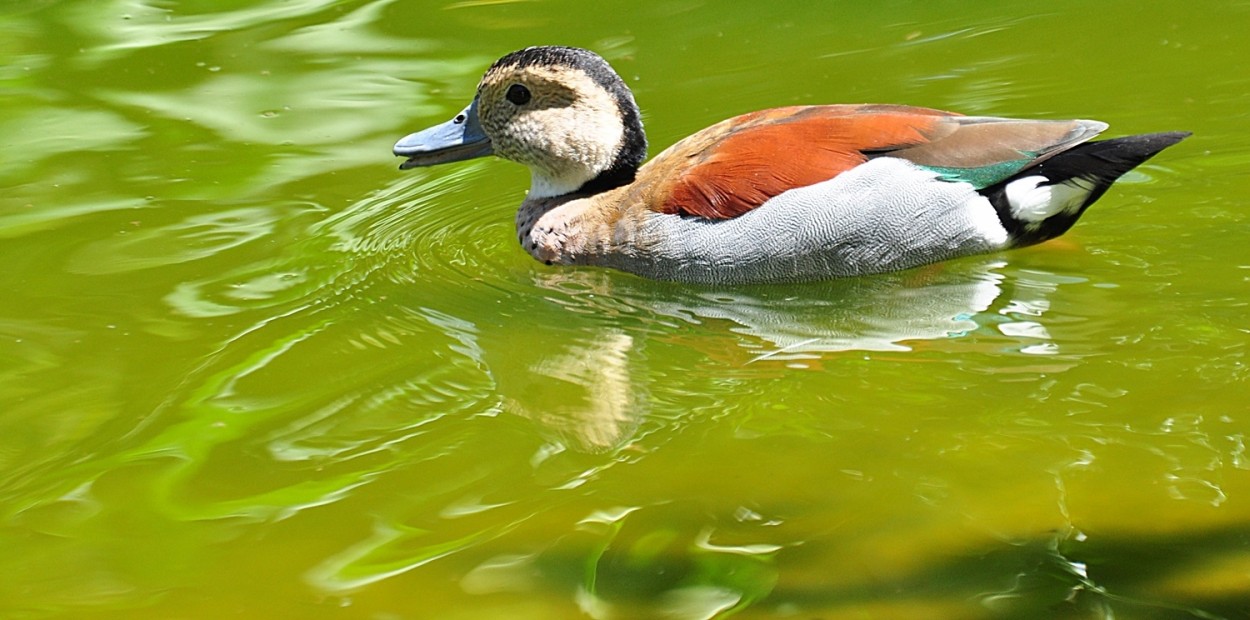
[394, 99, 493, 169]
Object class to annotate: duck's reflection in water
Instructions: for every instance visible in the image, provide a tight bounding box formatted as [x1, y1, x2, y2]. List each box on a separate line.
[497, 259, 1066, 452]
[500, 330, 639, 453]
[650, 264, 1007, 360]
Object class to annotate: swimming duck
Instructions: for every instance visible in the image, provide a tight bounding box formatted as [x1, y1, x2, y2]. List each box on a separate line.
[393, 46, 1187, 284]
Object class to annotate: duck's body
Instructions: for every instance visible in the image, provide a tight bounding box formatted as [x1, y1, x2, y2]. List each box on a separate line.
[395, 46, 1187, 284]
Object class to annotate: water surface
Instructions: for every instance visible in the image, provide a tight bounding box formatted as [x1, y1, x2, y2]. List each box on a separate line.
[1, 1, 1248, 618]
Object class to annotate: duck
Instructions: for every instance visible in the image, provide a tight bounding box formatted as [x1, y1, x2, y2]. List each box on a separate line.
[393, 46, 1188, 285]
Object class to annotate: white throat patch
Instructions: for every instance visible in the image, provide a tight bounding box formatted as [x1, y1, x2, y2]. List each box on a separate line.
[528, 168, 594, 200]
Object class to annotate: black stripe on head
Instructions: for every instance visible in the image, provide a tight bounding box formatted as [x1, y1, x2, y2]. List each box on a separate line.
[491, 46, 647, 194]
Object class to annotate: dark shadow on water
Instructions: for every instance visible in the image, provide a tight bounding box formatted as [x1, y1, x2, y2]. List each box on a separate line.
[500, 520, 1250, 618]
[757, 523, 1250, 619]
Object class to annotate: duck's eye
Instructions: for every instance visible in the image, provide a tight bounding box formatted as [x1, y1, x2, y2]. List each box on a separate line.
[453, 114, 466, 124]
[506, 84, 531, 106]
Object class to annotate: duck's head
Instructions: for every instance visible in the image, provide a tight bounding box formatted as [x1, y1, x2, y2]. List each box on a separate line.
[394, 46, 647, 199]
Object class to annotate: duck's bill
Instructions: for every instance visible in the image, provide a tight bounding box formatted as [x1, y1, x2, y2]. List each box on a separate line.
[393, 99, 493, 169]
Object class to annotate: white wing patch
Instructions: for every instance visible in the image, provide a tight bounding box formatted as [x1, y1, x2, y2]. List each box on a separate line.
[1005, 175, 1095, 227]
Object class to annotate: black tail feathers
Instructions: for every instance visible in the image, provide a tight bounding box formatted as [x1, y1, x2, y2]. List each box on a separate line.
[983, 131, 1190, 246]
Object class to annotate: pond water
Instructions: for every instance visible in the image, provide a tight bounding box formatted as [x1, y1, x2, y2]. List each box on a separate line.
[2, 1, 1248, 618]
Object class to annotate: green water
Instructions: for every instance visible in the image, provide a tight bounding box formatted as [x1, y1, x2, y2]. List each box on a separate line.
[2, 1, 1248, 618]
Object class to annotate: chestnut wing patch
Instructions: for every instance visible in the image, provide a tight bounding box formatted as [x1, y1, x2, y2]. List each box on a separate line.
[654, 106, 955, 219]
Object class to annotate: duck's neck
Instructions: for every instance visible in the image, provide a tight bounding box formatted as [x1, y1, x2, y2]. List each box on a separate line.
[515, 131, 646, 265]
[526, 147, 642, 201]
[527, 168, 600, 200]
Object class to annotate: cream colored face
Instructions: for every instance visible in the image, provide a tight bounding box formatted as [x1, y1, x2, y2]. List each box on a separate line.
[476, 64, 626, 191]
